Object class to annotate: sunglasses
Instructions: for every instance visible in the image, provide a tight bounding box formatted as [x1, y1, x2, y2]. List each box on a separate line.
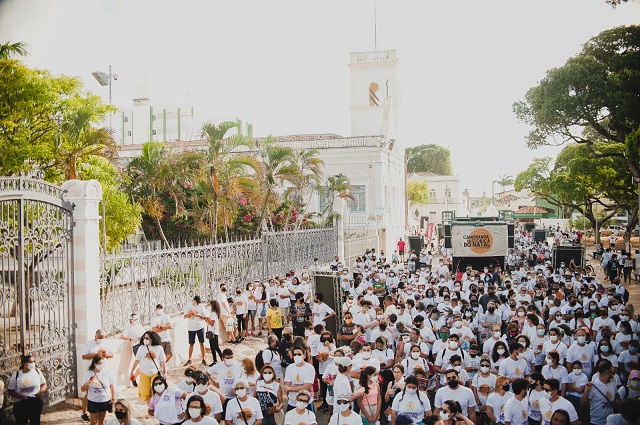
[297, 399, 310, 403]
[235, 387, 246, 391]
[336, 400, 350, 405]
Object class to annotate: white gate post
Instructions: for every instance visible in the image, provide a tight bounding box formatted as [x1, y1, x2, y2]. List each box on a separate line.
[333, 198, 346, 263]
[62, 179, 103, 395]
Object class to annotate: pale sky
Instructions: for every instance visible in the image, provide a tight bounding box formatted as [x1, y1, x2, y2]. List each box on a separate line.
[1, 0, 638, 196]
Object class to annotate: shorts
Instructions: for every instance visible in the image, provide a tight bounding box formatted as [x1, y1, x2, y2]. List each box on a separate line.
[189, 328, 205, 344]
[160, 341, 173, 356]
[87, 400, 111, 414]
[248, 310, 257, 318]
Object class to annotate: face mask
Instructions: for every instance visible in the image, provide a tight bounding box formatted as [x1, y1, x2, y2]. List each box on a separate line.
[590, 305, 596, 310]
[337, 401, 350, 412]
[114, 411, 126, 419]
[631, 347, 638, 353]
[493, 332, 501, 338]
[480, 366, 490, 373]
[542, 390, 552, 399]
[156, 309, 163, 316]
[224, 358, 234, 366]
[154, 384, 165, 393]
[27, 362, 35, 371]
[411, 352, 420, 360]
[296, 401, 307, 410]
[263, 373, 273, 381]
[629, 380, 640, 390]
[380, 324, 387, 330]
[518, 311, 525, 317]
[453, 365, 462, 373]
[454, 320, 462, 328]
[573, 369, 582, 376]
[546, 358, 553, 365]
[94, 363, 102, 371]
[236, 388, 247, 398]
[196, 384, 208, 392]
[143, 339, 151, 346]
[369, 374, 379, 382]
[621, 315, 629, 321]
[367, 290, 373, 295]
[465, 312, 472, 317]
[441, 412, 451, 421]
[221, 288, 226, 292]
[488, 307, 495, 313]
[448, 379, 459, 389]
[449, 341, 458, 350]
[362, 352, 371, 360]
[537, 329, 545, 336]
[294, 355, 304, 364]
[550, 335, 557, 342]
[577, 336, 586, 344]
[601, 345, 610, 353]
[497, 349, 505, 355]
[502, 384, 510, 391]
[406, 388, 417, 395]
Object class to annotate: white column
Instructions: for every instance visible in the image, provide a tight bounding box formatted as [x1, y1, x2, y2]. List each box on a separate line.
[62, 179, 103, 395]
[333, 198, 346, 262]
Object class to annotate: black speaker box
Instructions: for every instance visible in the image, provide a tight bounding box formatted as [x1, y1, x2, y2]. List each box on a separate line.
[314, 274, 339, 335]
[552, 246, 585, 270]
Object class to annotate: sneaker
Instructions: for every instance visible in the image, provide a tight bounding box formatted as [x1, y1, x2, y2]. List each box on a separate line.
[201, 359, 208, 366]
[209, 361, 217, 367]
[184, 360, 192, 366]
[81, 413, 90, 422]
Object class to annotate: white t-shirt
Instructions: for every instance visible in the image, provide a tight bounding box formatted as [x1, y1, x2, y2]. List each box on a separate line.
[81, 369, 113, 403]
[182, 417, 218, 425]
[186, 389, 223, 417]
[486, 392, 514, 425]
[566, 371, 589, 397]
[184, 303, 207, 331]
[541, 365, 570, 384]
[277, 286, 291, 308]
[235, 294, 249, 315]
[498, 357, 528, 380]
[83, 338, 110, 357]
[528, 389, 545, 421]
[122, 323, 145, 346]
[208, 311, 220, 335]
[503, 396, 529, 425]
[8, 368, 46, 402]
[312, 303, 335, 326]
[106, 418, 141, 425]
[539, 397, 578, 425]
[329, 411, 363, 425]
[566, 344, 595, 377]
[135, 344, 166, 376]
[207, 362, 245, 398]
[284, 362, 316, 406]
[542, 340, 568, 364]
[151, 313, 173, 342]
[225, 396, 264, 425]
[472, 373, 497, 411]
[284, 408, 317, 425]
[434, 386, 475, 416]
[392, 391, 431, 422]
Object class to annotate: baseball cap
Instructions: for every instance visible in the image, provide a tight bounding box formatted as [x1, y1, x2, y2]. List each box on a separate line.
[334, 357, 352, 367]
[630, 370, 640, 379]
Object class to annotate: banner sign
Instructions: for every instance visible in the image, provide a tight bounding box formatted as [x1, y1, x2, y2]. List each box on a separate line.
[425, 222, 434, 243]
[451, 225, 508, 257]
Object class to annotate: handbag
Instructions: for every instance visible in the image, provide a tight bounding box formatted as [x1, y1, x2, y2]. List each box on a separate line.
[205, 331, 214, 340]
[132, 343, 142, 356]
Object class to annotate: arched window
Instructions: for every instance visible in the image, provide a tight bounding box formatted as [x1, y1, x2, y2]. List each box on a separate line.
[369, 82, 379, 106]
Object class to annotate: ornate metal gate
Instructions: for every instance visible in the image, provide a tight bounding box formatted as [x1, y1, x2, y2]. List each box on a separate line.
[0, 177, 76, 407]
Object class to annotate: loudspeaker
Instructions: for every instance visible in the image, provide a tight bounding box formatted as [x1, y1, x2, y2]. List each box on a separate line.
[407, 236, 424, 254]
[508, 224, 515, 249]
[444, 224, 452, 249]
[314, 274, 339, 335]
[552, 246, 585, 270]
[533, 229, 546, 243]
[524, 222, 536, 232]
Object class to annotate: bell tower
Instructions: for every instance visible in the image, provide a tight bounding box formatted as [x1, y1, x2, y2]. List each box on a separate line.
[349, 50, 399, 140]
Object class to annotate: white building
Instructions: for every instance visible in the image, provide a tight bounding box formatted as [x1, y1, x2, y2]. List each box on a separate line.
[117, 49, 406, 257]
[407, 172, 465, 227]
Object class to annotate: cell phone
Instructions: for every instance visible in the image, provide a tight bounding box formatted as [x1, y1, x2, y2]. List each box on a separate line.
[418, 377, 429, 391]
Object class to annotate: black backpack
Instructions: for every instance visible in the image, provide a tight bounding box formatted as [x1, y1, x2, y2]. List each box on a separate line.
[255, 348, 275, 371]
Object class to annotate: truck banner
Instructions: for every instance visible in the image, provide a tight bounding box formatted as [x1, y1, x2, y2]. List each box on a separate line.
[451, 225, 508, 257]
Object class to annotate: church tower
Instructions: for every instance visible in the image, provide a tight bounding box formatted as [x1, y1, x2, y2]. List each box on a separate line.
[349, 50, 400, 140]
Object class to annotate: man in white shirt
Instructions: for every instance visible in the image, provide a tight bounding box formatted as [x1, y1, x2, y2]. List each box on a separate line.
[184, 295, 208, 366]
[283, 347, 316, 410]
[434, 369, 476, 421]
[206, 348, 245, 399]
[498, 342, 528, 382]
[504, 378, 530, 425]
[216, 285, 232, 337]
[566, 329, 595, 378]
[150, 303, 174, 362]
[311, 293, 335, 326]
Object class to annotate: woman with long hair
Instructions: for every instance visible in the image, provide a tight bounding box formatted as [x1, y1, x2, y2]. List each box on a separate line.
[358, 366, 381, 425]
[106, 399, 141, 425]
[241, 358, 260, 396]
[391, 375, 432, 425]
[256, 281, 268, 336]
[148, 375, 187, 425]
[81, 356, 115, 425]
[485, 376, 513, 425]
[130, 331, 166, 402]
[490, 342, 509, 373]
[439, 400, 474, 425]
[206, 300, 224, 365]
[7, 354, 47, 425]
[255, 364, 283, 425]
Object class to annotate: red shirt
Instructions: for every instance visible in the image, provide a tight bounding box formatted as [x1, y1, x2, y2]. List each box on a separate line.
[397, 241, 406, 251]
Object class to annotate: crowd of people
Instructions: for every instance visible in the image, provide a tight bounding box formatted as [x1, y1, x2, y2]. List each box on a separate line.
[4, 226, 640, 425]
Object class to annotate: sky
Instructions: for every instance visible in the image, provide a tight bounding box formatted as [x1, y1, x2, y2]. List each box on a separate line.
[0, 0, 638, 196]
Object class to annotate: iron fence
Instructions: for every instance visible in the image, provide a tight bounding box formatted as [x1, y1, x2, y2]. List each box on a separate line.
[100, 226, 338, 334]
[344, 225, 378, 264]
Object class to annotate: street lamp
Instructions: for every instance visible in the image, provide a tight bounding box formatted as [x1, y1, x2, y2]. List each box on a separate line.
[92, 65, 117, 128]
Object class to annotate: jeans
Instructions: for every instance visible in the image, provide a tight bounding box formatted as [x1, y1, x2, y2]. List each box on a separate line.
[13, 396, 44, 425]
[208, 334, 223, 362]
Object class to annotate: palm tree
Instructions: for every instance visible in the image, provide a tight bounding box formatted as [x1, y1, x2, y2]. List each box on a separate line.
[284, 149, 324, 230]
[58, 107, 117, 180]
[0, 41, 28, 59]
[254, 136, 296, 235]
[200, 121, 256, 241]
[496, 174, 514, 198]
[127, 142, 171, 248]
[321, 173, 355, 225]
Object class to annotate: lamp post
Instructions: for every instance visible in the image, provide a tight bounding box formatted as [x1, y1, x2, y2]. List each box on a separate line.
[92, 65, 117, 128]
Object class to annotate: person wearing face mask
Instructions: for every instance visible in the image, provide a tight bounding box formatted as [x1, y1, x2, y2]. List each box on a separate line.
[483, 325, 506, 355]
[185, 372, 224, 422]
[351, 344, 381, 383]
[434, 369, 476, 422]
[182, 395, 217, 425]
[486, 376, 513, 425]
[566, 329, 594, 378]
[225, 380, 263, 425]
[471, 355, 497, 424]
[283, 347, 316, 411]
[284, 390, 317, 425]
[538, 378, 578, 425]
[503, 379, 530, 425]
[256, 365, 284, 425]
[541, 329, 568, 365]
[81, 356, 115, 425]
[564, 361, 587, 420]
[120, 313, 145, 386]
[541, 352, 569, 395]
[178, 366, 198, 395]
[331, 392, 364, 425]
[7, 354, 47, 425]
[499, 342, 529, 383]
[582, 360, 618, 425]
[434, 334, 470, 378]
[357, 366, 381, 425]
[150, 304, 174, 364]
[205, 349, 245, 400]
[617, 339, 639, 379]
[619, 369, 640, 400]
[480, 300, 502, 339]
[370, 316, 396, 349]
[106, 399, 140, 425]
[392, 375, 433, 425]
[80, 330, 114, 422]
[130, 331, 167, 402]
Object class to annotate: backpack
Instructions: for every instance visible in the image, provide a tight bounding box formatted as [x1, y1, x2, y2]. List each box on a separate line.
[255, 348, 275, 371]
[622, 286, 630, 303]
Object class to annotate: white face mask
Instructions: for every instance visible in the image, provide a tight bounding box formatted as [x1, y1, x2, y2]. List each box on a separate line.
[27, 362, 35, 371]
[362, 352, 371, 360]
[188, 408, 201, 418]
[143, 339, 151, 346]
[453, 365, 462, 372]
[337, 402, 350, 412]
[494, 332, 501, 338]
[542, 390, 552, 399]
[156, 309, 163, 316]
[369, 374, 379, 382]
[550, 335, 558, 342]
[454, 321, 462, 328]
[449, 341, 458, 350]
[497, 349, 505, 355]
[537, 329, 545, 336]
[441, 412, 451, 421]
[411, 352, 420, 360]
[573, 369, 582, 376]
[263, 373, 274, 382]
[224, 358, 234, 366]
[546, 358, 553, 365]
[296, 401, 307, 410]
[236, 388, 247, 398]
[294, 355, 304, 364]
[406, 388, 417, 395]
[518, 311, 525, 317]
[154, 384, 165, 393]
[480, 366, 490, 373]
[196, 384, 208, 393]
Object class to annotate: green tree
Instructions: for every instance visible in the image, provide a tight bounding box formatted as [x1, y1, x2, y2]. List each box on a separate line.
[0, 41, 28, 59]
[514, 25, 640, 236]
[321, 173, 355, 225]
[407, 180, 430, 205]
[496, 174, 514, 195]
[285, 149, 324, 230]
[406, 144, 453, 175]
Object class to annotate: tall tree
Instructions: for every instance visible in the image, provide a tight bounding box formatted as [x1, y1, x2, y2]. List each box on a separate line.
[0, 41, 27, 59]
[406, 144, 453, 175]
[321, 173, 355, 225]
[407, 180, 430, 205]
[285, 149, 324, 230]
[496, 174, 514, 195]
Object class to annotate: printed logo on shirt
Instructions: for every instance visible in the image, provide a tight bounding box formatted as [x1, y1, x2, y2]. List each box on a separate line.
[237, 408, 253, 420]
[406, 402, 415, 410]
[226, 370, 234, 378]
[581, 354, 588, 361]
[532, 400, 540, 409]
[296, 374, 302, 383]
[514, 368, 522, 377]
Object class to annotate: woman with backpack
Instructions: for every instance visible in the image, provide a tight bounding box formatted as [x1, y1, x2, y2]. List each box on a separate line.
[255, 364, 284, 425]
[7, 354, 47, 425]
